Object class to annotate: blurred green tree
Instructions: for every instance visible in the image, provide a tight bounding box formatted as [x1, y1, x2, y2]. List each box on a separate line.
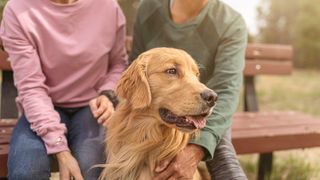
[257, 0, 320, 68]
[293, 0, 320, 68]
[0, 0, 8, 20]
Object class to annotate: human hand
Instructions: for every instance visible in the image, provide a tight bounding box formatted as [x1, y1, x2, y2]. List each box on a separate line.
[89, 95, 114, 127]
[56, 151, 84, 180]
[153, 144, 204, 180]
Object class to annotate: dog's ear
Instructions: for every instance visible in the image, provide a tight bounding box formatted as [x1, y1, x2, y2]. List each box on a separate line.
[116, 55, 152, 109]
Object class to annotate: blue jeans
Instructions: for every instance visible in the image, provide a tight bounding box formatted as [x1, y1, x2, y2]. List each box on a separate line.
[8, 106, 106, 180]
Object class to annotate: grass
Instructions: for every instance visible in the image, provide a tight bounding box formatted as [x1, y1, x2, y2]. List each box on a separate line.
[255, 70, 320, 117]
[238, 69, 320, 180]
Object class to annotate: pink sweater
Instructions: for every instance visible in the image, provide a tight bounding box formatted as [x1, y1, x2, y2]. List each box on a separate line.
[0, 0, 127, 154]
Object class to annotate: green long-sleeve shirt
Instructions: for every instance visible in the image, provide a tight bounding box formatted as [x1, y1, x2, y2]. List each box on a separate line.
[129, 0, 247, 160]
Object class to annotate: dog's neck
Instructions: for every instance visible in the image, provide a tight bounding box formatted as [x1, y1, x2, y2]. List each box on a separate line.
[101, 103, 192, 180]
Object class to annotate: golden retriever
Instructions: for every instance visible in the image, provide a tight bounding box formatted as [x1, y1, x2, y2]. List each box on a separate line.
[99, 48, 217, 180]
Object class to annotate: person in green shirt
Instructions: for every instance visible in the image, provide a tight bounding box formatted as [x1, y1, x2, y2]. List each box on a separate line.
[129, 0, 247, 179]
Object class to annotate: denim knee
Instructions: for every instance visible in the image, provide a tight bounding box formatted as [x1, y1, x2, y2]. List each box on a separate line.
[8, 115, 51, 180]
[66, 106, 106, 179]
[71, 136, 106, 179]
[8, 148, 51, 180]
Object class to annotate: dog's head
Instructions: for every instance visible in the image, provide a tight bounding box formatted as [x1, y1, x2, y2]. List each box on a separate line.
[116, 48, 217, 133]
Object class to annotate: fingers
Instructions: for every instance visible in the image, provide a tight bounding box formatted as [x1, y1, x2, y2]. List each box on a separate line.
[155, 159, 171, 173]
[70, 165, 84, 180]
[153, 162, 177, 180]
[60, 164, 83, 180]
[90, 96, 114, 126]
[168, 176, 179, 180]
[89, 98, 99, 118]
[57, 151, 84, 180]
[95, 97, 107, 119]
[59, 166, 70, 180]
[90, 95, 110, 118]
[98, 108, 113, 127]
[97, 99, 113, 122]
[97, 98, 114, 127]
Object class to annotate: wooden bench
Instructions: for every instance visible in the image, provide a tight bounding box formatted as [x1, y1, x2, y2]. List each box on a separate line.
[0, 119, 16, 178]
[0, 47, 17, 178]
[1, 44, 320, 179]
[232, 44, 320, 180]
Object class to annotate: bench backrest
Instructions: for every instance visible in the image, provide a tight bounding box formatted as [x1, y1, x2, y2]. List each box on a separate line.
[243, 43, 293, 112]
[0, 43, 293, 118]
[244, 43, 293, 76]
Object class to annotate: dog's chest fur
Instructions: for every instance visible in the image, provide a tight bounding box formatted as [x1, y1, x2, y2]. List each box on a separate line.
[100, 105, 192, 180]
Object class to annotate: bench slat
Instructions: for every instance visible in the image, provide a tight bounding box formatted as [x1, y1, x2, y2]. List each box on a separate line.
[244, 60, 292, 75]
[246, 44, 293, 61]
[0, 135, 11, 145]
[0, 127, 14, 135]
[233, 112, 319, 129]
[232, 112, 320, 154]
[0, 119, 17, 127]
[233, 133, 320, 154]
[234, 125, 320, 138]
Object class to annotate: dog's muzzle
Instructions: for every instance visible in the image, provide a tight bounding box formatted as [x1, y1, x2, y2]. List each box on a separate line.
[159, 108, 210, 130]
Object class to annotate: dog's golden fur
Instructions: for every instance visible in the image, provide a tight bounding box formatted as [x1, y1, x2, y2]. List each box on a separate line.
[99, 48, 214, 180]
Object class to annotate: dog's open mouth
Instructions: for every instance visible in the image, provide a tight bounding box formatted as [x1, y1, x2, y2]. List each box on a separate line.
[159, 108, 209, 130]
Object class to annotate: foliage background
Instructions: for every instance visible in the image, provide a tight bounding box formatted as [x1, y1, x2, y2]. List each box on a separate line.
[257, 0, 320, 68]
[0, 0, 7, 20]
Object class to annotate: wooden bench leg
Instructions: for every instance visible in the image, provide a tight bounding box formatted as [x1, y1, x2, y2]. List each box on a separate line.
[257, 153, 273, 180]
[0, 144, 9, 179]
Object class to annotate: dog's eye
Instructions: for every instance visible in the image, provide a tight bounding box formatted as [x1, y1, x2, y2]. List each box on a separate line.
[166, 68, 177, 75]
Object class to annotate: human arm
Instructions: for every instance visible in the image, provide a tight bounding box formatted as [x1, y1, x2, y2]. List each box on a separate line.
[0, 2, 69, 156]
[90, 6, 127, 125]
[153, 144, 204, 180]
[56, 151, 84, 180]
[189, 15, 247, 160]
[154, 15, 247, 179]
[0, 6, 83, 179]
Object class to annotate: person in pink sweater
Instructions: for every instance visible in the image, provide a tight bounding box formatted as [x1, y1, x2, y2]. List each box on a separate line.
[0, 0, 127, 179]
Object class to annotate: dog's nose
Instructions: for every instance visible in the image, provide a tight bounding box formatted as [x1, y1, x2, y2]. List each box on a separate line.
[200, 90, 218, 107]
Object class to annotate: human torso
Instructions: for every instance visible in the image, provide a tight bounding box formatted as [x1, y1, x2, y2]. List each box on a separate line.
[8, 0, 122, 107]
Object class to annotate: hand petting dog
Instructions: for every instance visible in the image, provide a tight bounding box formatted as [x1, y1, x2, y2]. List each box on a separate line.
[154, 144, 204, 180]
[89, 95, 114, 127]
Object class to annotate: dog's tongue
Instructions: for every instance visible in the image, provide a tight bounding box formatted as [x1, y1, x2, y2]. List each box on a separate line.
[186, 116, 206, 129]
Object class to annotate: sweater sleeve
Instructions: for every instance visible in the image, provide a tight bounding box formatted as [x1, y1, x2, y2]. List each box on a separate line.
[97, 6, 128, 93]
[0, 6, 68, 154]
[189, 16, 247, 160]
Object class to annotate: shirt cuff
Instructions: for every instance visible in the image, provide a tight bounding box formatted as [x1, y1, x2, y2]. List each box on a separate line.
[189, 130, 217, 161]
[41, 131, 69, 154]
[100, 90, 119, 108]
